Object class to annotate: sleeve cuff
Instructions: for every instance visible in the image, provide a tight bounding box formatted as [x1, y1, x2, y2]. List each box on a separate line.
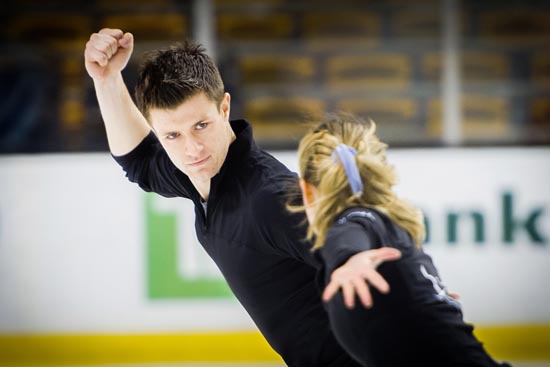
[112, 131, 158, 167]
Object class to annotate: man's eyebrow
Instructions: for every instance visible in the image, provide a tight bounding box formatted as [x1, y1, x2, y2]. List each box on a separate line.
[158, 119, 208, 134]
[160, 130, 179, 135]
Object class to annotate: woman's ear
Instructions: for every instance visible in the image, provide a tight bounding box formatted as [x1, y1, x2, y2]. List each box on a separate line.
[299, 178, 316, 206]
[300, 178, 318, 224]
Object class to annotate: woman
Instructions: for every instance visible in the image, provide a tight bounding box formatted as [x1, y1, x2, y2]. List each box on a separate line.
[291, 112, 511, 367]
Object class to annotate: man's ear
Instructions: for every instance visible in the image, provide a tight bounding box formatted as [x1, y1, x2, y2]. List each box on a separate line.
[221, 92, 231, 119]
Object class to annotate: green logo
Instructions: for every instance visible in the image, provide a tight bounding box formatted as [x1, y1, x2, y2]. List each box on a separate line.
[145, 194, 233, 299]
[423, 191, 547, 246]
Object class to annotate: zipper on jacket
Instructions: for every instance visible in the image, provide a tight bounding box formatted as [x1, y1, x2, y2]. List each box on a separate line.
[200, 201, 208, 231]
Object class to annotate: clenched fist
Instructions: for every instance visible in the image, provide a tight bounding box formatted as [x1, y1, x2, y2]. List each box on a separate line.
[84, 28, 134, 81]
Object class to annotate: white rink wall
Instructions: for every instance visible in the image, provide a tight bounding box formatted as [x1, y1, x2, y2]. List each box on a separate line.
[0, 148, 549, 333]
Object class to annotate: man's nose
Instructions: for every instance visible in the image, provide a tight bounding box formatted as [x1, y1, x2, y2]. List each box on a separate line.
[185, 137, 203, 157]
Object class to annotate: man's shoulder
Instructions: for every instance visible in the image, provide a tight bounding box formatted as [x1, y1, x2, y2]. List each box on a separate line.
[247, 165, 299, 215]
[243, 147, 296, 185]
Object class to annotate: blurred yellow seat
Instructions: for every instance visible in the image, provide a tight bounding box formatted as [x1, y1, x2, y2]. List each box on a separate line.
[523, 97, 550, 142]
[214, 0, 283, 6]
[423, 52, 510, 81]
[303, 12, 380, 48]
[336, 98, 418, 125]
[6, 14, 91, 42]
[530, 97, 550, 127]
[245, 97, 325, 142]
[531, 52, 550, 86]
[217, 14, 293, 40]
[326, 54, 411, 89]
[240, 54, 315, 85]
[391, 10, 440, 38]
[101, 14, 187, 41]
[60, 94, 86, 131]
[427, 96, 510, 139]
[478, 9, 550, 43]
[96, 0, 173, 10]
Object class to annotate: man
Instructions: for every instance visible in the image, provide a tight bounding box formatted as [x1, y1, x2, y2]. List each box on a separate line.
[84, 28, 401, 367]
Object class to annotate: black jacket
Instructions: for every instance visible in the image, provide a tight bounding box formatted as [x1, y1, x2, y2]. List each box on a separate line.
[319, 206, 509, 367]
[113, 119, 362, 367]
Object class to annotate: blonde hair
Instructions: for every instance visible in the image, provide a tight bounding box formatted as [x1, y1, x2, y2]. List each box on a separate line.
[292, 112, 425, 250]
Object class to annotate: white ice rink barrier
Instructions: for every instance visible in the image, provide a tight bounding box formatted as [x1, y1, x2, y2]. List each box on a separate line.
[0, 147, 548, 363]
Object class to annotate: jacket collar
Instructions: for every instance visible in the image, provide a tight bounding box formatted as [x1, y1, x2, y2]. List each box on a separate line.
[195, 119, 256, 206]
[223, 119, 256, 166]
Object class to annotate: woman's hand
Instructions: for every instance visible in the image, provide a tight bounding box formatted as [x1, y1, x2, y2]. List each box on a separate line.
[323, 247, 402, 309]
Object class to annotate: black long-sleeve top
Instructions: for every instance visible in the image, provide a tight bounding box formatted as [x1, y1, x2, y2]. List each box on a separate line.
[113, 119, 362, 367]
[318, 206, 509, 367]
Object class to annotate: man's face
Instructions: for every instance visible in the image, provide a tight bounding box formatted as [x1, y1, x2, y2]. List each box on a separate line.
[149, 92, 234, 188]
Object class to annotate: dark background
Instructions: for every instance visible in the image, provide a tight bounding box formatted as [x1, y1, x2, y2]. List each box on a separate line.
[1, 0, 548, 153]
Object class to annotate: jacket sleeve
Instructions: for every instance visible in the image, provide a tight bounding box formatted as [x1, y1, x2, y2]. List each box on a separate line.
[112, 131, 191, 198]
[320, 216, 381, 274]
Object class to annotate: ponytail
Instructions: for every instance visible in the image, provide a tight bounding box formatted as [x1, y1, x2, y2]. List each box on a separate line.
[289, 112, 425, 250]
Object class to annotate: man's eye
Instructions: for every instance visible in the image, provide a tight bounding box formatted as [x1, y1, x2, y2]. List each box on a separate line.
[196, 122, 208, 130]
[166, 133, 179, 139]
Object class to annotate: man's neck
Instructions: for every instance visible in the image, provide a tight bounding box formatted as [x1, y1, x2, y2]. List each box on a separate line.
[191, 179, 210, 202]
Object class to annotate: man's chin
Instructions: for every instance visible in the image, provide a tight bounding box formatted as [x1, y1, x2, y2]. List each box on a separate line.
[182, 168, 215, 182]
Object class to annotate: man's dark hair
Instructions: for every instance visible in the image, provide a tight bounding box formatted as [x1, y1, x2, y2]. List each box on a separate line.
[135, 40, 224, 121]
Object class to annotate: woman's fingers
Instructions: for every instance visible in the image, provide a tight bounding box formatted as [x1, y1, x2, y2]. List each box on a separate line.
[342, 281, 356, 309]
[322, 279, 342, 302]
[361, 268, 391, 294]
[324, 275, 375, 309]
[352, 277, 373, 308]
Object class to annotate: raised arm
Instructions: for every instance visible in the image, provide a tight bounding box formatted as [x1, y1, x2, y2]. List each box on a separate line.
[84, 28, 151, 156]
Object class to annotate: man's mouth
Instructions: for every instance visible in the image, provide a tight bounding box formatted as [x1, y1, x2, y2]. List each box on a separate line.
[188, 156, 210, 167]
